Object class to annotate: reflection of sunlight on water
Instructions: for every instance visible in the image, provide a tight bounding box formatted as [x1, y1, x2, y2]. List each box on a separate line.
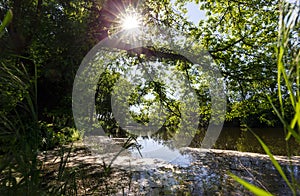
[130, 136, 193, 166]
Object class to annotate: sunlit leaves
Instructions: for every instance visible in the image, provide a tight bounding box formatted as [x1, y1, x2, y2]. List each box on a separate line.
[177, 0, 279, 123]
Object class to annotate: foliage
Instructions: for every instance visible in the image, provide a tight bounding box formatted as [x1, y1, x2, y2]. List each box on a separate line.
[275, 1, 300, 142]
[231, 1, 300, 195]
[0, 4, 82, 194]
[0, 0, 299, 194]
[0, 50, 41, 194]
[90, 0, 297, 130]
[175, 0, 290, 126]
[0, 0, 92, 123]
[39, 122, 81, 150]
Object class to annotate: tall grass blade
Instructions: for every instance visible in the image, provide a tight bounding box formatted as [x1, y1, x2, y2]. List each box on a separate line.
[267, 96, 300, 142]
[251, 131, 295, 194]
[0, 10, 12, 36]
[229, 173, 273, 196]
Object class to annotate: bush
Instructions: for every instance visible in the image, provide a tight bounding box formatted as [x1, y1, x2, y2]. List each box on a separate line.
[40, 122, 81, 150]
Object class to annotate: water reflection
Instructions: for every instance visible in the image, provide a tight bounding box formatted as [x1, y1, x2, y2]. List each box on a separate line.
[131, 127, 300, 157]
[130, 136, 193, 166]
[212, 127, 300, 156]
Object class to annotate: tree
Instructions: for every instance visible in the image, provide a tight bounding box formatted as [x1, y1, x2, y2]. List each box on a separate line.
[0, 0, 92, 123]
[91, 0, 289, 135]
[174, 0, 296, 126]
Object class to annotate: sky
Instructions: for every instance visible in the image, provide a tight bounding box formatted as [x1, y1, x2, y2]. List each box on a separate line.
[177, 0, 299, 24]
[171, 0, 207, 25]
[184, 2, 207, 24]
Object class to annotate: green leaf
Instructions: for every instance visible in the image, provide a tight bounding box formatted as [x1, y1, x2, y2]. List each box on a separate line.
[251, 130, 295, 194]
[285, 125, 300, 143]
[0, 10, 13, 37]
[267, 96, 300, 142]
[229, 173, 273, 196]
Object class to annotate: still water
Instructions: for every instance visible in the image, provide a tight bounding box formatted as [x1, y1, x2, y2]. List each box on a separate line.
[211, 127, 299, 156]
[130, 136, 193, 166]
[129, 127, 300, 157]
[123, 127, 300, 195]
[85, 127, 300, 194]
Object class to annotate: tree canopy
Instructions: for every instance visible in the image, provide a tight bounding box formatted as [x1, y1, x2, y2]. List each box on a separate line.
[0, 0, 299, 194]
[0, 0, 299, 139]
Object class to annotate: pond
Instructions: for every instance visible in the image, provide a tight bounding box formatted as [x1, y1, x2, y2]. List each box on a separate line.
[84, 131, 300, 195]
[128, 127, 300, 158]
[84, 125, 300, 195]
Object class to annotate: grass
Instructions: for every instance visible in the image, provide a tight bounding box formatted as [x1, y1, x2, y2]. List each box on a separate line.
[231, 1, 300, 195]
[0, 10, 12, 37]
[0, 10, 84, 195]
[0, 10, 137, 194]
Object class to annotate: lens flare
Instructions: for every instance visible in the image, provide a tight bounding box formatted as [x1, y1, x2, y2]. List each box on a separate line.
[121, 14, 140, 30]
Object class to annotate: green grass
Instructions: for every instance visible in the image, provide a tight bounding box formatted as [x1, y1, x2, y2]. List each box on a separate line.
[231, 1, 300, 195]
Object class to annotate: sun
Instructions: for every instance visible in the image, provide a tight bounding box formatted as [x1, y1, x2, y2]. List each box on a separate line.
[122, 15, 139, 29]
[120, 12, 141, 30]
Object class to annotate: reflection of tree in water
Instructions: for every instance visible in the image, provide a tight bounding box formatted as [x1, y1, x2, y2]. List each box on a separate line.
[95, 69, 182, 141]
[94, 57, 212, 149]
[236, 128, 250, 152]
[236, 128, 300, 155]
[189, 128, 208, 147]
[211, 127, 242, 150]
